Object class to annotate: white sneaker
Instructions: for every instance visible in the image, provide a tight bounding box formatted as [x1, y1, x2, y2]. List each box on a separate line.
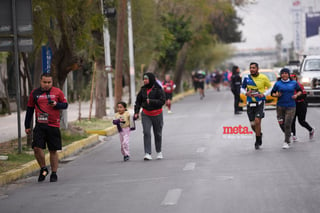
[282, 142, 290, 149]
[156, 152, 163, 159]
[144, 153, 152, 160]
[168, 110, 172, 114]
[292, 136, 298, 142]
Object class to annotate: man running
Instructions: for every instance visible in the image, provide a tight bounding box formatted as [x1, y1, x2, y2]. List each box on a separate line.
[162, 74, 176, 113]
[241, 62, 272, 149]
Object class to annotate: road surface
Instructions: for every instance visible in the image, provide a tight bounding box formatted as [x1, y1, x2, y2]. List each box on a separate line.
[1, 88, 320, 213]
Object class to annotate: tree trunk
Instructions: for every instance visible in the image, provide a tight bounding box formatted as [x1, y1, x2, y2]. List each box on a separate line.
[95, 58, 107, 118]
[114, 0, 127, 112]
[174, 43, 189, 93]
[0, 60, 11, 114]
[147, 59, 158, 73]
[33, 50, 42, 88]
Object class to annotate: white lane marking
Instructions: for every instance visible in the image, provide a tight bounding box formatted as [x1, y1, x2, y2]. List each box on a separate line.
[196, 147, 206, 153]
[183, 162, 196, 171]
[161, 188, 182, 206]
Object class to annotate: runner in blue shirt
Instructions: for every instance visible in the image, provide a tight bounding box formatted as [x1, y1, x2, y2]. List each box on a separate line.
[271, 68, 302, 149]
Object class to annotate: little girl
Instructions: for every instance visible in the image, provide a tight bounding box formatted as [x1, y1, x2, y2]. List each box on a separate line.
[113, 101, 131, 161]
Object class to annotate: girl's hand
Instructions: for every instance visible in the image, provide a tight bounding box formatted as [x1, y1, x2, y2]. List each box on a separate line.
[134, 114, 139, 120]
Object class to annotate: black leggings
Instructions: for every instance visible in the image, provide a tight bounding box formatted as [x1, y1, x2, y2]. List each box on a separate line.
[232, 89, 240, 113]
[291, 101, 313, 136]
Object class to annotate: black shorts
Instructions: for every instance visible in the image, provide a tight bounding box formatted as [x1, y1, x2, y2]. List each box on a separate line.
[165, 93, 173, 100]
[196, 82, 204, 90]
[32, 124, 62, 151]
[247, 101, 265, 121]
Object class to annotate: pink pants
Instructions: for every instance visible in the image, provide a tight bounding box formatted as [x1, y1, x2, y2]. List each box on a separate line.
[119, 127, 130, 156]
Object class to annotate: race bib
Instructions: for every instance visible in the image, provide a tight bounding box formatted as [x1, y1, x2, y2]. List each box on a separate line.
[37, 112, 49, 124]
[249, 102, 257, 107]
[251, 89, 259, 96]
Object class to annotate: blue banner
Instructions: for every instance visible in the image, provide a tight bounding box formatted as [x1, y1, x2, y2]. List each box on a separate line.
[42, 45, 52, 73]
[306, 12, 320, 38]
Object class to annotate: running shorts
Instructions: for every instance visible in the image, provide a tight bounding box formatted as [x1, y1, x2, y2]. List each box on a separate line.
[32, 124, 62, 151]
[165, 93, 173, 100]
[247, 101, 265, 121]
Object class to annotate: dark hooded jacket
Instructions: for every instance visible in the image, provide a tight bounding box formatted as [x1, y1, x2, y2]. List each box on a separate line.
[134, 73, 165, 114]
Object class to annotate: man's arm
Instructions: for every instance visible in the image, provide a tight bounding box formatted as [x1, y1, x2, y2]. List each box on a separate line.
[24, 106, 34, 134]
[54, 102, 68, 109]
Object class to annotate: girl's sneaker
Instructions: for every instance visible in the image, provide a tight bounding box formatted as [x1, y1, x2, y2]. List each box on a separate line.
[124, 155, 130, 161]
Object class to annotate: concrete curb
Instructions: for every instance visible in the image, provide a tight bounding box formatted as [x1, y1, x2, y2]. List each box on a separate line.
[0, 90, 194, 186]
[0, 134, 100, 186]
[85, 126, 118, 136]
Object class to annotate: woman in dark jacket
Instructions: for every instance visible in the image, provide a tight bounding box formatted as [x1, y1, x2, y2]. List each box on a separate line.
[134, 72, 166, 160]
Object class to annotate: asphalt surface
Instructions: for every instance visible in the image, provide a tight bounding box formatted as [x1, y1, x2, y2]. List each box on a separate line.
[1, 88, 320, 213]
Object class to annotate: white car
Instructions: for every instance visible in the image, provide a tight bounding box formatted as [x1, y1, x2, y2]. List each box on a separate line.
[299, 55, 320, 103]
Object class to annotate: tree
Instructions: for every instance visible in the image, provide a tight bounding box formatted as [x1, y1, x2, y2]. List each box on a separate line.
[152, 0, 244, 92]
[156, 13, 192, 78]
[32, 0, 103, 89]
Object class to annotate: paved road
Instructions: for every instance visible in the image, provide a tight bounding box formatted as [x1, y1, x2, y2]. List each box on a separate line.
[1, 89, 320, 213]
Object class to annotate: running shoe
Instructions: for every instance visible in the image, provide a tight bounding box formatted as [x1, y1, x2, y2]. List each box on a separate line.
[156, 152, 163, 159]
[282, 142, 290, 149]
[292, 135, 298, 142]
[124, 155, 130, 161]
[144, 153, 152, 161]
[309, 129, 315, 140]
[50, 172, 58, 182]
[38, 167, 48, 182]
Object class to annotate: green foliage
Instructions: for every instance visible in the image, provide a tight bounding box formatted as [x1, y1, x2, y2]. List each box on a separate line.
[209, 2, 242, 43]
[70, 118, 112, 130]
[156, 13, 192, 71]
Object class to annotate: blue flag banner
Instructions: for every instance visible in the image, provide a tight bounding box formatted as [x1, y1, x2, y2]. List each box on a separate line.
[306, 12, 320, 38]
[42, 45, 52, 73]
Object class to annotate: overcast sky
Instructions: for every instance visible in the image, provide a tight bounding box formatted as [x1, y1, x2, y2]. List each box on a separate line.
[233, 0, 320, 50]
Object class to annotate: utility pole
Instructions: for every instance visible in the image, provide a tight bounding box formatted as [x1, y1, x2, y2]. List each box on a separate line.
[12, 0, 22, 153]
[114, 0, 126, 111]
[101, 0, 114, 116]
[127, 0, 136, 107]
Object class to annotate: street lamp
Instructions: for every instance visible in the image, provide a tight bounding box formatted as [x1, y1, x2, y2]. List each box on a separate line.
[101, 0, 115, 116]
[127, 0, 136, 107]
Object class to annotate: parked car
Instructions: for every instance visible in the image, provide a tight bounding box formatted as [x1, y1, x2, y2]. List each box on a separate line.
[239, 69, 278, 107]
[298, 55, 320, 103]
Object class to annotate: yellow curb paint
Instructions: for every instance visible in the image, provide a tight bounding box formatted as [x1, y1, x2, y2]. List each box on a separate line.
[85, 126, 117, 136]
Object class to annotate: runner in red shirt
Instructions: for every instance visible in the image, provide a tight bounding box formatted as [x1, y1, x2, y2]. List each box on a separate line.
[24, 73, 68, 182]
[162, 74, 176, 113]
